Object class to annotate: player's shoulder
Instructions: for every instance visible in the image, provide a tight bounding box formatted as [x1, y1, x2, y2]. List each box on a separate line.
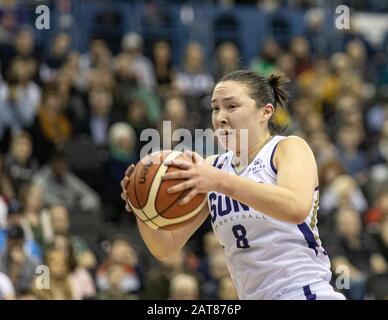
[274, 135, 314, 166]
[276, 135, 311, 151]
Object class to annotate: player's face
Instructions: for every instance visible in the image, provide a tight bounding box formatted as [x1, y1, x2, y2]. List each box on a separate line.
[211, 81, 263, 152]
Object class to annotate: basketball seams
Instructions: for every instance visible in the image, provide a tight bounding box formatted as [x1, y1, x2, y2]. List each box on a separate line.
[142, 151, 182, 220]
[133, 158, 161, 229]
[157, 153, 194, 216]
[153, 151, 181, 214]
[151, 196, 207, 226]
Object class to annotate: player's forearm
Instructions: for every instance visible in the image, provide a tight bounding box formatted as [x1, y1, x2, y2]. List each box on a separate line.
[135, 206, 208, 260]
[216, 171, 311, 224]
[135, 217, 177, 261]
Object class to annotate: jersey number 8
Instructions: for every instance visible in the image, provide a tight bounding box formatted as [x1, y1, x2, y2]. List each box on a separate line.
[232, 224, 250, 249]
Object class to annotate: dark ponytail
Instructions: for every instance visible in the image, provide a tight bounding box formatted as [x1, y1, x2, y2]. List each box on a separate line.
[267, 74, 290, 109]
[218, 70, 290, 134]
[267, 74, 290, 134]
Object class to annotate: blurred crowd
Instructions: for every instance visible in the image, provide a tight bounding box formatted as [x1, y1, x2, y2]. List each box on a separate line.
[1, 0, 388, 300]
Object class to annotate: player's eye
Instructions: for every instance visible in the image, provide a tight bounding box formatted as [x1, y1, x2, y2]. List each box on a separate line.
[212, 106, 219, 112]
[228, 105, 237, 110]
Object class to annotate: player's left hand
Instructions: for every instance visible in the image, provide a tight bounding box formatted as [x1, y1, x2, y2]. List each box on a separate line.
[162, 150, 221, 205]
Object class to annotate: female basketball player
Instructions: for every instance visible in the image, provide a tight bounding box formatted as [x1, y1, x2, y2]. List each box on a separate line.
[120, 70, 345, 300]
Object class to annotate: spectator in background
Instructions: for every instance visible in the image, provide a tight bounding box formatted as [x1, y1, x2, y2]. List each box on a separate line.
[320, 174, 368, 216]
[80, 89, 115, 148]
[169, 273, 199, 300]
[80, 37, 112, 72]
[367, 216, 388, 300]
[304, 7, 331, 57]
[197, 231, 223, 281]
[104, 122, 137, 221]
[126, 98, 155, 154]
[51, 234, 96, 300]
[250, 38, 280, 77]
[297, 57, 338, 113]
[0, 58, 41, 142]
[0, 224, 37, 296]
[276, 52, 296, 83]
[114, 52, 139, 114]
[335, 125, 368, 177]
[29, 86, 72, 164]
[290, 36, 311, 76]
[318, 158, 346, 191]
[142, 251, 185, 299]
[97, 263, 137, 300]
[366, 102, 388, 138]
[18, 183, 52, 255]
[201, 251, 230, 300]
[96, 235, 142, 296]
[332, 94, 365, 135]
[174, 41, 214, 128]
[0, 153, 16, 207]
[330, 207, 386, 300]
[121, 32, 156, 92]
[0, 0, 25, 44]
[308, 131, 338, 166]
[3, 131, 39, 195]
[152, 40, 174, 96]
[86, 66, 116, 93]
[40, 32, 72, 83]
[365, 189, 388, 227]
[174, 42, 214, 99]
[32, 150, 101, 213]
[158, 96, 193, 150]
[0, 27, 39, 80]
[48, 205, 96, 271]
[55, 63, 88, 129]
[345, 40, 369, 79]
[32, 247, 74, 300]
[369, 214, 388, 262]
[214, 41, 241, 80]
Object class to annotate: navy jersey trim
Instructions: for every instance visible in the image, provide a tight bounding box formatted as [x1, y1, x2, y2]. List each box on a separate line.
[213, 156, 220, 168]
[297, 223, 319, 256]
[303, 285, 317, 300]
[270, 142, 280, 175]
[270, 141, 320, 192]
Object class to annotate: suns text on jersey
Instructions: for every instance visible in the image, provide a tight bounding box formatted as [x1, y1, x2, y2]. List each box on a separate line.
[209, 193, 267, 230]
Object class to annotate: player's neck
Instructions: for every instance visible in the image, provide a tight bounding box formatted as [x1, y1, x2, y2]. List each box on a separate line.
[234, 133, 273, 170]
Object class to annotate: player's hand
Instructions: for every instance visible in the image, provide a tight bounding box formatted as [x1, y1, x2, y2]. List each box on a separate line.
[120, 164, 135, 213]
[162, 150, 221, 205]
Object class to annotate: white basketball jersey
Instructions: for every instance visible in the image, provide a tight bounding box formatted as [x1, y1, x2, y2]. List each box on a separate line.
[207, 135, 332, 300]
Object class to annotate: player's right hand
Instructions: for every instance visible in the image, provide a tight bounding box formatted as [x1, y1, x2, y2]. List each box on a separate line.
[120, 164, 135, 213]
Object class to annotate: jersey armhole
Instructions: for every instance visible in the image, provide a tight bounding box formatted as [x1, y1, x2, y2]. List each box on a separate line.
[270, 142, 280, 175]
[270, 139, 320, 190]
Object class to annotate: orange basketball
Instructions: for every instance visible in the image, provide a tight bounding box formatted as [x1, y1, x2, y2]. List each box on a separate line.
[126, 150, 206, 230]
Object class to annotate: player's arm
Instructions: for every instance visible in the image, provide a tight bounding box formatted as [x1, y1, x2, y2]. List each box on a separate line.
[164, 137, 317, 224]
[135, 203, 209, 261]
[218, 136, 317, 224]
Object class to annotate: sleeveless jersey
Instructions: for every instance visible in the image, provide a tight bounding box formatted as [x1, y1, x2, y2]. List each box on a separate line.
[207, 135, 332, 300]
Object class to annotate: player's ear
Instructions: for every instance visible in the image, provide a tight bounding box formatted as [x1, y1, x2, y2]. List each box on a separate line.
[261, 104, 274, 120]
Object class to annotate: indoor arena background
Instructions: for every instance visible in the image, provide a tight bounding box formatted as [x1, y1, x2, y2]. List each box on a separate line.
[0, 0, 388, 300]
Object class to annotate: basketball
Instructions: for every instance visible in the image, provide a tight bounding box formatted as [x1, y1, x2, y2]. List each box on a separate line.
[126, 150, 207, 230]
